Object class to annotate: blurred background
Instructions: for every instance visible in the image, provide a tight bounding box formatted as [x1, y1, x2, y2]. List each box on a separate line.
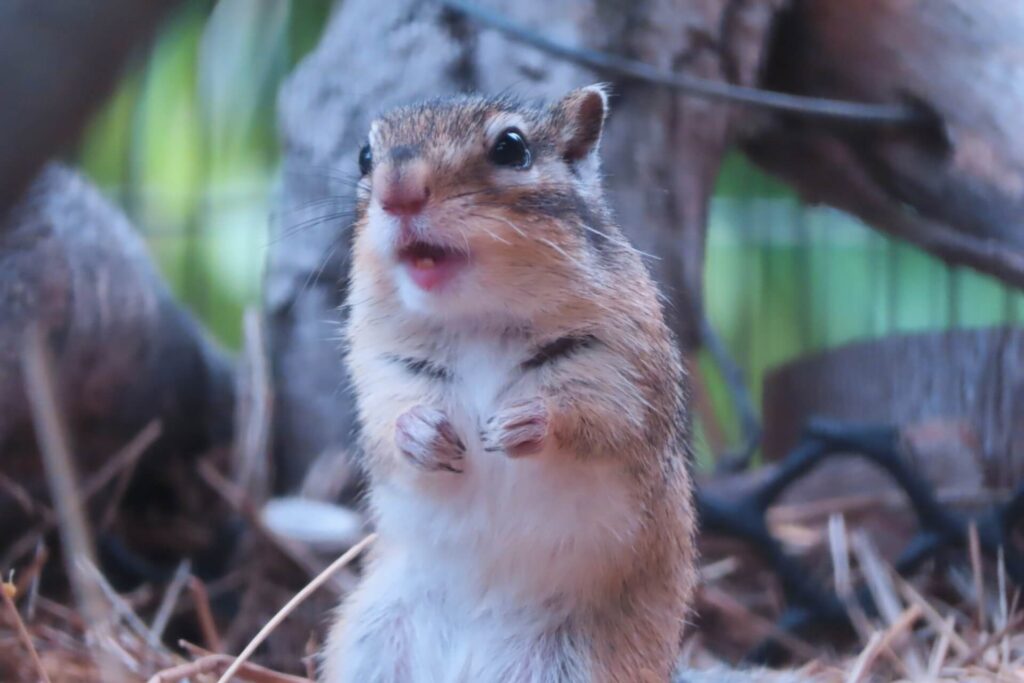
[77, 0, 1024, 466]
[3, 1, 1023, 679]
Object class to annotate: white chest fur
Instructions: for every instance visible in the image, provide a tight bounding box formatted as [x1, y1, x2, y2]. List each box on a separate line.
[363, 334, 639, 678]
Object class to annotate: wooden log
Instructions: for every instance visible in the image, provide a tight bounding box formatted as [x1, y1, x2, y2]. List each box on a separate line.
[0, 164, 235, 551]
[762, 328, 1024, 488]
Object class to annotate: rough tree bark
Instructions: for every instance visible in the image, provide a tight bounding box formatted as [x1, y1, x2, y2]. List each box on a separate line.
[269, 0, 783, 487]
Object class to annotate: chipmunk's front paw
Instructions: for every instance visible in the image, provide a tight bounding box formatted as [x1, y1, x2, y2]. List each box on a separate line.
[482, 398, 549, 458]
[395, 405, 465, 473]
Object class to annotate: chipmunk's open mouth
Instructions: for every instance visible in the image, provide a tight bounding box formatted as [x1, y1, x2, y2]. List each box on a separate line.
[397, 240, 468, 291]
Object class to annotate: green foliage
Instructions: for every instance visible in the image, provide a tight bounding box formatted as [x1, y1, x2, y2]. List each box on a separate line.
[714, 152, 792, 198]
[76, 0, 326, 347]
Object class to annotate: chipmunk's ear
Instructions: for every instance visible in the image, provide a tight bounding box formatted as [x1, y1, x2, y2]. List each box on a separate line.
[553, 84, 609, 163]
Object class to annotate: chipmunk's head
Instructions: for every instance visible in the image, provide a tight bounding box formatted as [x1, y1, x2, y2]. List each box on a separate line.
[352, 85, 621, 323]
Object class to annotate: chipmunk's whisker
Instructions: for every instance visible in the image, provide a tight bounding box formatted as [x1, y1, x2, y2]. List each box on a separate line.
[537, 236, 586, 269]
[464, 212, 512, 245]
[472, 213, 529, 241]
[266, 210, 358, 247]
[273, 196, 351, 220]
[282, 163, 365, 188]
[579, 224, 661, 261]
[298, 240, 342, 299]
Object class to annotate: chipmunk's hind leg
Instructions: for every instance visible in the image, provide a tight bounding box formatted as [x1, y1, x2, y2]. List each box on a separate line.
[495, 627, 591, 683]
[320, 600, 412, 683]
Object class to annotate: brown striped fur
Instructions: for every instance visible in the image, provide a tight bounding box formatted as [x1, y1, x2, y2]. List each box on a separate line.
[322, 86, 696, 683]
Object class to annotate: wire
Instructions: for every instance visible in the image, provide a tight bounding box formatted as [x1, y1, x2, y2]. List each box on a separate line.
[440, 0, 923, 125]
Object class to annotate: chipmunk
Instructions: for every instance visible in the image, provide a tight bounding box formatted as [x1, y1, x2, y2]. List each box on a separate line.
[321, 85, 696, 683]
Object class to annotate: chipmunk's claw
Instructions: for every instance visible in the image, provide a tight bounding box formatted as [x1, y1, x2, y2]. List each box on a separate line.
[396, 405, 465, 473]
[482, 397, 549, 458]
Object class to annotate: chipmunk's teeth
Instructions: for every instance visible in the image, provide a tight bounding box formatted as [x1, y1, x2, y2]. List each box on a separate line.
[415, 257, 436, 269]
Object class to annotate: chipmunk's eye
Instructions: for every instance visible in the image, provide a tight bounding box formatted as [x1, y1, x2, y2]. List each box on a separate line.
[489, 128, 531, 169]
[358, 144, 373, 176]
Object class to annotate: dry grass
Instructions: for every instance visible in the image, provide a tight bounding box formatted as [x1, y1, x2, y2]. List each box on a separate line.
[4, 490, 1022, 683]
[2, 329, 1023, 682]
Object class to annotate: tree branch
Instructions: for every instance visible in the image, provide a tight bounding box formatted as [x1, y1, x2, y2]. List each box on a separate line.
[440, 0, 922, 124]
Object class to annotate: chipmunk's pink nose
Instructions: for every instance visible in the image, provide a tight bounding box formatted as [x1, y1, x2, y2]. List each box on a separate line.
[376, 156, 431, 217]
[380, 182, 430, 216]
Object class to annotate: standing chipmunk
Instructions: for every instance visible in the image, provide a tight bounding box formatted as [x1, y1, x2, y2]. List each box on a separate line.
[321, 85, 696, 683]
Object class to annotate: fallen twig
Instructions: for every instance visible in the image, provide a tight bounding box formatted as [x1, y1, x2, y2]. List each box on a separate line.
[148, 652, 311, 683]
[698, 585, 819, 661]
[214, 534, 376, 683]
[234, 308, 273, 503]
[850, 532, 926, 677]
[21, 324, 127, 681]
[845, 605, 922, 683]
[954, 611, 1024, 668]
[1, 581, 51, 683]
[2, 418, 162, 568]
[14, 540, 49, 623]
[968, 522, 986, 629]
[190, 575, 224, 654]
[197, 461, 355, 594]
[149, 560, 192, 647]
